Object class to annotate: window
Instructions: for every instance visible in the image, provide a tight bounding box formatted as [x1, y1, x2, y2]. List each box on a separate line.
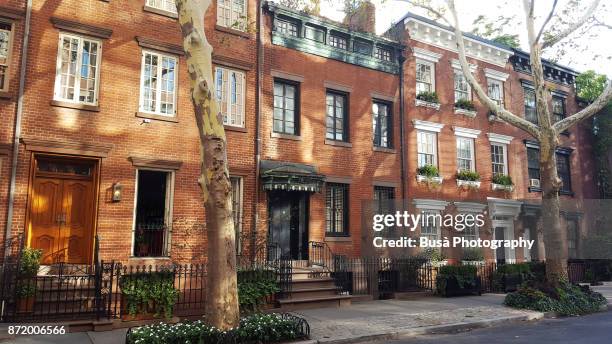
[524, 87, 537, 124]
[456, 137, 475, 172]
[417, 131, 437, 167]
[552, 96, 566, 123]
[375, 47, 392, 61]
[276, 19, 298, 37]
[326, 91, 348, 141]
[133, 170, 173, 257]
[54, 33, 101, 105]
[372, 101, 392, 148]
[273, 80, 299, 135]
[305, 25, 325, 43]
[487, 78, 504, 107]
[353, 39, 372, 55]
[416, 60, 434, 94]
[217, 0, 247, 31]
[145, 0, 177, 14]
[326, 183, 348, 236]
[567, 219, 578, 259]
[215, 67, 245, 127]
[462, 222, 478, 240]
[454, 69, 470, 102]
[527, 147, 540, 182]
[329, 34, 347, 50]
[0, 21, 13, 91]
[230, 176, 243, 254]
[140, 51, 177, 116]
[374, 186, 395, 215]
[420, 211, 440, 241]
[556, 152, 572, 193]
[491, 143, 508, 176]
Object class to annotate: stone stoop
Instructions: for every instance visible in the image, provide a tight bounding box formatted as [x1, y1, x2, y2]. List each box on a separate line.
[277, 267, 352, 311]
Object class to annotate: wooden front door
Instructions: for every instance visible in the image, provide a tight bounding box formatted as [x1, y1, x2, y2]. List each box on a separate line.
[28, 156, 97, 265]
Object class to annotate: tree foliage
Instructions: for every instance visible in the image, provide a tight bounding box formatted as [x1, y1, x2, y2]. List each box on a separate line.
[471, 14, 520, 48]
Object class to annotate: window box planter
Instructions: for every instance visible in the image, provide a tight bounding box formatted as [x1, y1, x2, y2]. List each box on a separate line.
[456, 179, 481, 188]
[461, 260, 486, 266]
[415, 99, 441, 110]
[492, 183, 514, 192]
[454, 107, 477, 118]
[416, 174, 443, 185]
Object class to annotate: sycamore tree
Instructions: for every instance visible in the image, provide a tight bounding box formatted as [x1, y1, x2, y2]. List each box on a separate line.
[175, 0, 239, 329]
[401, 0, 612, 285]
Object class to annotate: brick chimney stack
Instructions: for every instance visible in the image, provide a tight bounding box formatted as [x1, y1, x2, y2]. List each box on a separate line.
[344, 1, 376, 34]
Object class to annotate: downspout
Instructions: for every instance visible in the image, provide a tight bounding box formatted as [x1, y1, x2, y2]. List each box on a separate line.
[398, 53, 407, 201]
[4, 0, 32, 259]
[251, 0, 263, 260]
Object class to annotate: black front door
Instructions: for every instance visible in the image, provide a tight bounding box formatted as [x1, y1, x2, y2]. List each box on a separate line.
[268, 191, 309, 260]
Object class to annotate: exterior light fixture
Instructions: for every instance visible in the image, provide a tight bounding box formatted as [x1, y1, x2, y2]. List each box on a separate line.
[112, 182, 123, 202]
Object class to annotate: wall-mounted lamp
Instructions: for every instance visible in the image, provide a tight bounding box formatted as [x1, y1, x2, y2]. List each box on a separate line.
[112, 182, 123, 202]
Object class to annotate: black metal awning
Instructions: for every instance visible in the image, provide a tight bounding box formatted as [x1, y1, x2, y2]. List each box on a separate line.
[260, 160, 325, 192]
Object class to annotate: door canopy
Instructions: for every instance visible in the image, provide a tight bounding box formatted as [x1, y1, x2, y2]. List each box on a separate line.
[260, 160, 325, 192]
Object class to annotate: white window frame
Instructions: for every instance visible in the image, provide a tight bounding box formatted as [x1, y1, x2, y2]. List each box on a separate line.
[215, 66, 246, 127]
[53, 33, 102, 106]
[487, 78, 504, 107]
[130, 168, 175, 257]
[453, 68, 471, 102]
[0, 20, 15, 92]
[230, 176, 244, 254]
[145, 0, 177, 14]
[413, 199, 448, 243]
[217, 0, 247, 31]
[415, 59, 435, 94]
[139, 50, 178, 116]
[456, 137, 475, 172]
[417, 130, 438, 168]
[490, 143, 508, 175]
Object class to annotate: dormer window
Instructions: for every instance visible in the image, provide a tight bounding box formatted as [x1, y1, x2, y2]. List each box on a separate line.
[329, 33, 348, 50]
[276, 18, 299, 37]
[353, 39, 372, 55]
[304, 24, 325, 43]
[375, 46, 392, 62]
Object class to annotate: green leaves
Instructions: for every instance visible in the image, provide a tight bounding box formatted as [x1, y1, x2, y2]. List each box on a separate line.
[19, 248, 42, 278]
[492, 174, 514, 186]
[237, 269, 279, 312]
[456, 170, 480, 181]
[454, 99, 476, 111]
[416, 164, 440, 178]
[416, 91, 440, 104]
[120, 271, 178, 318]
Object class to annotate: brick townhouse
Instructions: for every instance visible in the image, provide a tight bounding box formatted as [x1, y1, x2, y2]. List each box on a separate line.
[0, 0, 599, 267]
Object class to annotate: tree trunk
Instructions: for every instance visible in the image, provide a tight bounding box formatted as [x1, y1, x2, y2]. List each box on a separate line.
[175, 0, 239, 329]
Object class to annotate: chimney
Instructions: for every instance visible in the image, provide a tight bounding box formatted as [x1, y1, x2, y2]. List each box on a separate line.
[344, 1, 376, 34]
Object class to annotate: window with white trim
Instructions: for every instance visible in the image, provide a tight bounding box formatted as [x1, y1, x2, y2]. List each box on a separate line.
[217, 0, 247, 31]
[456, 137, 475, 172]
[462, 222, 478, 240]
[487, 78, 504, 107]
[420, 211, 440, 241]
[215, 67, 245, 127]
[416, 60, 434, 94]
[54, 33, 101, 105]
[490, 143, 508, 176]
[139, 50, 178, 116]
[454, 69, 470, 102]
[417, 131, 437, 168]
[0, 21, 14, 92]
[230, 176, 243, 254]
[145, 0, 177, 14]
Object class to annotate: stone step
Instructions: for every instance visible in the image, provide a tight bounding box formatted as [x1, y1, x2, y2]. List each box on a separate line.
[277, 294, 351, 311]
[290, 278, 336, 289]
[286, 287, 338, 298]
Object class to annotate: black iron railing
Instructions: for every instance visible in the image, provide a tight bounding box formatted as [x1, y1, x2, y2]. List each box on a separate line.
[133, 222, 169, 257]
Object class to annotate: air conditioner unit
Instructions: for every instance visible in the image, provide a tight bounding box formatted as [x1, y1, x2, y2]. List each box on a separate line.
[529, 179, 541, 188]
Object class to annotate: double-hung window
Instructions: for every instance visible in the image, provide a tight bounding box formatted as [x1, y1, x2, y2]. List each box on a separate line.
[276, 19, 298, 37]
[372, 101, 392, 148]
[454, 69, 470, 102]
[552, 96, 566, 123]
[326, 91, 348, 141]
[567, 219, 578, 259]
[456, 137, 475, 172]
[326, 183, 349, 236]
[487, 78, 504, 107]
[375, 47, 392, 61]
[140, 51, 177, 116]
[217, 0, 247, 31]
[420, 211, 440, 241]
[230, 176, 243, 254]
[145, 0, 177, 14]
[417, 131, 437, 167]
[491, 143, 508, 176]
[273, 80, 299, 135]
[524, 87, 537, 124]
[374, 186, 395, 215]
[0, 21, 13, 92]
[54, 33, 101, 105]
[416, 60, 434, 94]
[556, 152, 572, 193]
[527, 147, 540, 182]
[329, 34, 347, 50]
[462, 221, 479, 240]
[215, 67, 245, 127]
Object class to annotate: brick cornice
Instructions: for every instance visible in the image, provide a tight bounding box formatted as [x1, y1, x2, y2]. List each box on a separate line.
[0, 6, 25, 20]
[136, 36, 184, 56]
[50, 17, 113, 39]
[129, 156, 183, 170]
[21, 138, 113, 157]
[212, 54, 253, 71]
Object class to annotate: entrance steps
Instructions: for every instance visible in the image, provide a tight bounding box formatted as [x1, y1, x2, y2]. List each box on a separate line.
[277, 266, 352, 311]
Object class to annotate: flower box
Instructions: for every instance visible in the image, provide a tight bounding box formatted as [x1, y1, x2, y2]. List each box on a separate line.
[416, 174, 443, 185]
[415, 99, 441, 110]
[454, 107, 477, 118]
[456, 179, 481, 188]
[492, 183, 514, 192]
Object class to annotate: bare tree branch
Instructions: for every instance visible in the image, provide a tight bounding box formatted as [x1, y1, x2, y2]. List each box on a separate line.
[535, 0, 558, 43]
[593, 17, 612, 30]
[554, 82, 612, 133]
[542, 0, 601, 49]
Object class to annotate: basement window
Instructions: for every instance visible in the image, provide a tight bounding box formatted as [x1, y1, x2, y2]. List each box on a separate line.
[132, 170, 174, 257]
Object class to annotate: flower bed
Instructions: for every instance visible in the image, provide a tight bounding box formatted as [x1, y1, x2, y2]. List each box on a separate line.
[125, 313, 310, 344]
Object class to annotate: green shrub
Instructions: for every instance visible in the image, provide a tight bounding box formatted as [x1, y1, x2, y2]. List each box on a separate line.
[496, 263, 531, 275]
[456, 170, 480, 181]
[419, 248, 446, 263]
[437, 265, 478, 291]
[120, 270, 178, 318]
[416, 164, 440, 178]
[461, 248, 484, 261]
[237, 269, 279, 312]
[504, 282, 607, 316]
[492, 174, 514, 186]
[20, 248, 42, 277]
[126, 313, 309, 344]
[16, 281, 36, 298]
[454, 99, 476, 111]
[416, 91, 439, 103]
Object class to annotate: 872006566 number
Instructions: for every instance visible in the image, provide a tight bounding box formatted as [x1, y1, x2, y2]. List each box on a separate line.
[7, 325, 66, 335]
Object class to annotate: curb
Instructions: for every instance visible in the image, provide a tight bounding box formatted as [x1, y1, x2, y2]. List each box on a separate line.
[298, 312, 544, 344]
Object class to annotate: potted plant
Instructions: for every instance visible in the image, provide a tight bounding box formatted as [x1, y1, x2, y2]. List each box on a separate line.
[436, 265, 482, 297]
[454, 99, 477, 117]
[416, 165, 443, 185]
[492, 174, 514, 192]
[121, 270, 178, 320]
[415, 91, 441, 110]
[456, 170, 481, 188]
[15, 248, 42, 313]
